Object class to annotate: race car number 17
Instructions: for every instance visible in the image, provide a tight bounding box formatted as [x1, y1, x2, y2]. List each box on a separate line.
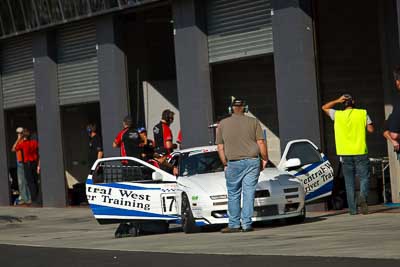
[161, 194, 177, 215]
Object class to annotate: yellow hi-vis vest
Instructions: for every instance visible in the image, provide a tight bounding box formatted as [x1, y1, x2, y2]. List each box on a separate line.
[334, 109, 368, 156]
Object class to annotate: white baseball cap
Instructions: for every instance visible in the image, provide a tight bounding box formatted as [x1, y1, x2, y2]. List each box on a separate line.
[16, 127, 23, 133]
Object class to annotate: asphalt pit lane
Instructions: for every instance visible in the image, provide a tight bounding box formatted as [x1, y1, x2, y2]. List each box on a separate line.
[3, 224, 23, 229]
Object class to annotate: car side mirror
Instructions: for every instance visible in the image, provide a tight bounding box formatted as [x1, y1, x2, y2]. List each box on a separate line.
[152, 172, 163, 181]
[284, 158, 302, 170]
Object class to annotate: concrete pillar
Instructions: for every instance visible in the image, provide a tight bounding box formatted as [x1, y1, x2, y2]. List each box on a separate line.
[379, 0, 400, 203]
[96, 15, 129, 157]
[33, 31, 66, 207]
[271, 0, 321, 150]
[172, 0, 214, 147]
[0, 73, 10, 205]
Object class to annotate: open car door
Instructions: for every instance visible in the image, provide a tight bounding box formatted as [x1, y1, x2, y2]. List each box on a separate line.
[86, 157, 179, 224]
[278, 139, 334, 203]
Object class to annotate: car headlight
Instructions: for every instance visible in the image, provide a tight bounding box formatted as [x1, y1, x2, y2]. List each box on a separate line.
[210, 194, 227, 200]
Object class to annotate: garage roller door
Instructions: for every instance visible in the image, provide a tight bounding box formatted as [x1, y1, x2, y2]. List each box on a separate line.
[1, 35, 35, 109]
[211, 56, 281, 163]
[57, 20, 99, 105]
[207, 0, 273, 63]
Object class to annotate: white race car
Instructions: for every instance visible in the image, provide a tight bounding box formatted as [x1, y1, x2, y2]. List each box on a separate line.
[86, 139, 333, 235]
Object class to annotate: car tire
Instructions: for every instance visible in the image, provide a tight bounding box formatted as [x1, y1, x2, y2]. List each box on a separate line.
[181, 193, 200, 234]
[286, 207, 306, 224]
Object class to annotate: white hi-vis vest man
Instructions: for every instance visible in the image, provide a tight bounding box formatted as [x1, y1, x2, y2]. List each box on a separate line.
[322, 94, 374, 215]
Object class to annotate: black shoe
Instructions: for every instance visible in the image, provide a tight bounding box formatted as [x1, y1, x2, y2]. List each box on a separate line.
[221, 227, 241, 233]
[241, 227, 254, 232]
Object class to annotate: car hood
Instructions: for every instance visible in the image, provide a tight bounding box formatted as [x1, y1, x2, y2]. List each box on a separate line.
[180, 172, 227, 196]
[179, 168, 300, 196]
[260, 168, 300, 186]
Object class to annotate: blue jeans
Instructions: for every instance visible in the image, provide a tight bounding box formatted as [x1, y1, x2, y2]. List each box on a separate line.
[225, 158, 260, 229]
[17, 162, 31, 203]
[341, 154, 370, 214]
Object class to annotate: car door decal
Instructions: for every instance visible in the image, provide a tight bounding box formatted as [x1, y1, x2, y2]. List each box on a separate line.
[87, 156, 179, 222]
[87, 182, 179, 220]
[292, 157, 334, 202]
[89, 204, 178, 219]
[87, 178, 161, 190]
[302, 180, 334, 202]
[292, 156, 328, 176]
[280, 140, 334, 203]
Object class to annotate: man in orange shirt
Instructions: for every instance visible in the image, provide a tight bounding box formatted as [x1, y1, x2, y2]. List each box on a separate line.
[11, 127, 31, 205]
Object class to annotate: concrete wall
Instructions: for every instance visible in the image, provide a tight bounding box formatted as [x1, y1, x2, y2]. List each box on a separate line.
[380, 0, 400, 203]
[143, 80, 181, 144]
[211, 55, 281, 164]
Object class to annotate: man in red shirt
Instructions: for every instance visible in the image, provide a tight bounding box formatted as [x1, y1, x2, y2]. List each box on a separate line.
[14, 128, 40, 203]
[153, 109, 177, 154]
[113, 116, 141, 158]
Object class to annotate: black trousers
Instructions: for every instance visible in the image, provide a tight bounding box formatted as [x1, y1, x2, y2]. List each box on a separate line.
[24, 161, 39, 202]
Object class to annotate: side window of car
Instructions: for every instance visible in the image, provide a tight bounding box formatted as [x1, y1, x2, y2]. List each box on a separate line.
[286, 142, 322, 166]
[92, 160, 155, 184]
[181, 156, 197, 176]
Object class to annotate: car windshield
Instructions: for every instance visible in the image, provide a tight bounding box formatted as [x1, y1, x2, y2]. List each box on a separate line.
[178, 150, 276, 177]
[179, 151, 224, 176]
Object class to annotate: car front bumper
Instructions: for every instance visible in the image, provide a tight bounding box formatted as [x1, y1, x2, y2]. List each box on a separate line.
[191, 192, 305, 226]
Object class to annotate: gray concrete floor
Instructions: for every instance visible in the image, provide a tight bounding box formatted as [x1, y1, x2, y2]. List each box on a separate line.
[0, 205, 399, 259]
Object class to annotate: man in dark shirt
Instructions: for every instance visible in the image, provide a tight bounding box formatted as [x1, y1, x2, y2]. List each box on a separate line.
[138, 127, 154, 161]
[384, 66, 400, 153]
[153, 109, 177, 154]
[87, 123, 103, 169]
[113, 116, 141, 158]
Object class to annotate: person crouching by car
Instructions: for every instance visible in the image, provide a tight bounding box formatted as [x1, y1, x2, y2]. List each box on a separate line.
[148, 147, 177, 175]
[138, 127, 154, 161]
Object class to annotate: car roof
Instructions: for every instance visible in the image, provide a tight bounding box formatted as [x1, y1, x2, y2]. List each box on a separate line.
[174, 145, 217, 154]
